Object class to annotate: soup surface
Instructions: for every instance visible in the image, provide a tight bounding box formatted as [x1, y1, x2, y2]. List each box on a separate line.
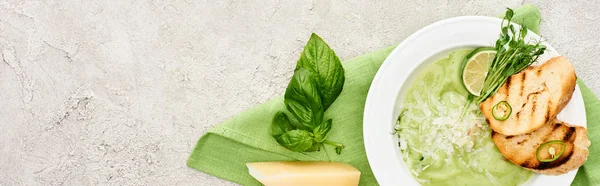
[395, 49, 532, 186]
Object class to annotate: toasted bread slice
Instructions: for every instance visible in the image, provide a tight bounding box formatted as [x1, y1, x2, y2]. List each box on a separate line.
[492, 119, 590, 175]
[481, 56, 577, 135]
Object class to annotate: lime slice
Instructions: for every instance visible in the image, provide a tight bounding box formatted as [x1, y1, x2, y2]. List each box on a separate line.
[462, 48, 496, 96]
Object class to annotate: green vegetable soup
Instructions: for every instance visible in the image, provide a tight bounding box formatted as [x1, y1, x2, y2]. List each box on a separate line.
[395, 49, 532, 186]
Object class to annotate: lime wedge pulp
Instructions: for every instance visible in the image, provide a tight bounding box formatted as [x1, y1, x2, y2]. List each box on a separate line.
[461, 48, 496, 96]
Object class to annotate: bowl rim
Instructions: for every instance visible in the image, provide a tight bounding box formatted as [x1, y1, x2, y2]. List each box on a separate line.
[362, 15, 584, 186]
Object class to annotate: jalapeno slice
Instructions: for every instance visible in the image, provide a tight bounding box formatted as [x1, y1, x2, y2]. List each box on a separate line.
[536, 140, 566, 162]
[492, 101, 511, 121]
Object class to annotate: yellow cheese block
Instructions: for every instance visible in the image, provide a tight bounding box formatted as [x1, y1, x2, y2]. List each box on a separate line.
[246, 161, 361, 186]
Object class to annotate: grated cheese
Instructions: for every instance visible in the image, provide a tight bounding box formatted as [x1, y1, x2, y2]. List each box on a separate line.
[396, 89, 493, 178]
[395, 49, 532, 185]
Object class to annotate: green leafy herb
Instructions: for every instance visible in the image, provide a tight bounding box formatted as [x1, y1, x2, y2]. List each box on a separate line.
[270, 33, 346, 155]
[296, 33, 346, 110]
[313, 119, 332, 142]
[474, 8, 546, 103]
[305, 143, 321, 152]
[275, 130, 315, 152]
[335, 146, 344, 155]
[284, 68, 324, 130]
[270, 112, 294, 139]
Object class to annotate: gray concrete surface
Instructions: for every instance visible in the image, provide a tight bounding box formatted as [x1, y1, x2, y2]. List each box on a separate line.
[1, 0, 598, 185]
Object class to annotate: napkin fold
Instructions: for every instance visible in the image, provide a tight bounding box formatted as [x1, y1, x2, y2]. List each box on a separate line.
[188, 4, 599, 186]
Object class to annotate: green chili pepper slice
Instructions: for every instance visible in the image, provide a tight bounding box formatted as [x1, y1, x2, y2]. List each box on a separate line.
[536, 140, 566, 162]
[492, 101, 511, 121]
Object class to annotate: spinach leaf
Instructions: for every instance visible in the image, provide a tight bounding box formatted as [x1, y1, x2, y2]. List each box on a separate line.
[275, 130, 315, 152]
[284, 68, 324, 131]
[270, 112, 294, 139]
[296, 33, 345, 110]
[313, 119, 332, 143]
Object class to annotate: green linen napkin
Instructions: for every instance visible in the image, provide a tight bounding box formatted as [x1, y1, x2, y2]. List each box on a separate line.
[188, 4, 599, 185]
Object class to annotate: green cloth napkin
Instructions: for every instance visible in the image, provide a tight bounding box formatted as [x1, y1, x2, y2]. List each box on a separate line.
[188, 4, 599, 185]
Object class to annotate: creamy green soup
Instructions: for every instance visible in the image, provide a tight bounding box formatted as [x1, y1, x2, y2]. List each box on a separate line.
[395, 49, 532, 186]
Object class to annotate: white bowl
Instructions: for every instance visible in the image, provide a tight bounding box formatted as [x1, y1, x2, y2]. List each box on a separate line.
[363, 16, 586, 186]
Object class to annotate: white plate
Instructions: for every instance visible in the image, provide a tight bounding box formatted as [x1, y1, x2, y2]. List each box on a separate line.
[363, 16, 587, 186]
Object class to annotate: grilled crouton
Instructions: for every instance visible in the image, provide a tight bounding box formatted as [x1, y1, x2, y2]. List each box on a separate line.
[481, 56, 577, 136]
[492, 119, 590, 175]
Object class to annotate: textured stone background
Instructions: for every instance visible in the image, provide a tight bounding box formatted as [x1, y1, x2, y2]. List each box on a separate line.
[1, 0, 598, 185]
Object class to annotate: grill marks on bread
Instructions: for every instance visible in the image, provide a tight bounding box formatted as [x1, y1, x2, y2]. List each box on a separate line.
[482, 56, 589, 175]
[492, 120, 589, 175]
[480, 56, 577, 136]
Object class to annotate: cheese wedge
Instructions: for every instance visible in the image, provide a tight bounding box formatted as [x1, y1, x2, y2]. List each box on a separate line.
[246, 161, 360, 186]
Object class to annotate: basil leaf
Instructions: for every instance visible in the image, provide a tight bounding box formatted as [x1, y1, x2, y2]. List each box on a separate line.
[270, 112, 295, 139]
[313, 119, 332, 142]
[284, 68, 324, 131]
[282, 110, 310, 131]
[275, 130, 315, 152]
[323, 140, 345, 155]
[304, 142, 321, 152]
[296, 33, 345, 110]
[335, 146, 343, 155]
